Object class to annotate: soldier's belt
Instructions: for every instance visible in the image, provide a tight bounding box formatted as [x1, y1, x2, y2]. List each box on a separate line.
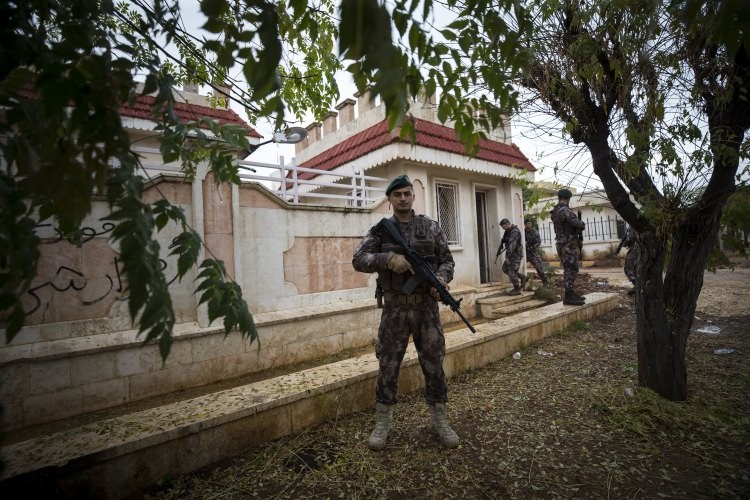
[383, 292, 430, 305]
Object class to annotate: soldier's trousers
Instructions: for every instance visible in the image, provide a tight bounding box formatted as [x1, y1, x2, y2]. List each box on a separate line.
[624, 247, 639, 284]
[527, 252, 546, 281]
[556, 241, 580, 290]
[502, 254, 522, 288]
[375, 299, 447, 404]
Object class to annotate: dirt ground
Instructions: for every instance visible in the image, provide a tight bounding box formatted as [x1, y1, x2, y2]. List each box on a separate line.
[696, 262, 750, 317]
[146, 260, 750, 499]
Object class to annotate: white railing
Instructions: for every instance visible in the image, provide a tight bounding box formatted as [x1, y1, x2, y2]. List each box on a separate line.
[133, 147, 388, 207]
[237, 157, 387, 207]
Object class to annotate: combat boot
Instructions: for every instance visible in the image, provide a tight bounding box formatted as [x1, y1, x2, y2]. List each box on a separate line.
[563, 288, 585, 305]
[541, 277, 549, 287]
[368, 402, 393, 450]
[507, 286, 522, 296]
[428, 402, 460, 448]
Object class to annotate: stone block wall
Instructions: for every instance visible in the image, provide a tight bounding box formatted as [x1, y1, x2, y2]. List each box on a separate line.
[0, 300, 383, 432]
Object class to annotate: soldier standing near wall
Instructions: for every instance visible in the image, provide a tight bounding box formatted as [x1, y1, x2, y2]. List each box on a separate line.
[617, 225, 639, 295]
[352, 174, 460, 451]
[551, 189, 586, 305]
[524, 218, 549, 287]
[499, 218, 527, 295]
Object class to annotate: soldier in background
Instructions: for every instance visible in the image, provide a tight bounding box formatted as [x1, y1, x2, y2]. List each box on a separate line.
[499, 218, 528, 295]
[551, 189, 586, 305]
[524, 218, 549, 287]
[352, 174, 460, 451]
[617, 225, 639, 295]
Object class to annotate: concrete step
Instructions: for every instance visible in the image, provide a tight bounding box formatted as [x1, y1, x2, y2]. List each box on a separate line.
[0, 292, 620, 499]
[544, 260, 596, 268]
[476, 291, 536, 318]
[490, 299, 549, 318]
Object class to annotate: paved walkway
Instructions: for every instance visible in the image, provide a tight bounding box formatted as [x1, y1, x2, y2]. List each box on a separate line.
[583, 266, 632, 286]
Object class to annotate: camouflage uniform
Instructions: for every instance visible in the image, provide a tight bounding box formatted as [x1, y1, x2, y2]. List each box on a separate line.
[501, 224, 523, 288]
[352, 211, 455, 405]
[551, 203, 585, 290]
[525, 225, 548, 285]
[621, 226, 639, 285]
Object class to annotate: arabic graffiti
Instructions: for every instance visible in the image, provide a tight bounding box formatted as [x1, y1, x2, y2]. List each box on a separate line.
[23, 222, 180, 321]
[24, 259, 124, 316]
[37, 222, 116, 244]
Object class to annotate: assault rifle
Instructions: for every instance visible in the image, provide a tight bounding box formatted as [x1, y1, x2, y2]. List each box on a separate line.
[495, 231, 510, 263]
[576, 210, 585, 257]
[615, 234, 626, 255]
[494, 242, 506, 264]
[378, 218, 476, 333]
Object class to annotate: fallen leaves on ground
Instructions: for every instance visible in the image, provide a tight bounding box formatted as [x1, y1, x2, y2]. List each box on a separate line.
[146, 280, 750, 500]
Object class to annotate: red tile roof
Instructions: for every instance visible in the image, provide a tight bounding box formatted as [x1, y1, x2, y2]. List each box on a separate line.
[119, 94, 261, 138]
[297, 118, 535, 179]
[11, 75, 261, 138]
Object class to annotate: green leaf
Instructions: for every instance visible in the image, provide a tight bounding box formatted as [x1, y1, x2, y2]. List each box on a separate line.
[200, 0, 229, 18]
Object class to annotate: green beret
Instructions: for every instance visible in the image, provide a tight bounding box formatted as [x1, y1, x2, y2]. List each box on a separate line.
[557, 188, 573, 199]
[386, 174, 413, 196]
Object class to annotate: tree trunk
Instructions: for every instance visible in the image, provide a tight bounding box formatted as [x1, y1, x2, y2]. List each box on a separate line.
[635, 207, 725, 401]
[633, 231, 689, 400]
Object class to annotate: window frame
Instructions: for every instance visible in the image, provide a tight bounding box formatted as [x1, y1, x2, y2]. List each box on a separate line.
[435, 181, 461, 246]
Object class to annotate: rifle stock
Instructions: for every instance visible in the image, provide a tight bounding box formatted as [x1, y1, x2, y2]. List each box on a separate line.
[615, 238, 625, 255]
[577, 210, 584, 251]
[378, 218, 476, 333]
[494, 245, 506, 264]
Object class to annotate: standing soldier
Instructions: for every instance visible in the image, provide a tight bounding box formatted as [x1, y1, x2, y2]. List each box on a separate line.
[524, 218, 549, 287]
[551, 189, 586, 305]
[499, 218, 528, 295]
[352, 174, 460, 451]
[617, 225, 639, 295]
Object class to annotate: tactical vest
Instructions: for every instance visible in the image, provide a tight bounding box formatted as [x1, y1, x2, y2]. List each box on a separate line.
[551, 204, 576, 244]
[377, 215, 438, 294]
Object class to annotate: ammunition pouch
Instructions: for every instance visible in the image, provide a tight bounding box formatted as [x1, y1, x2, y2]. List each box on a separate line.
[382, 292, 430, 305]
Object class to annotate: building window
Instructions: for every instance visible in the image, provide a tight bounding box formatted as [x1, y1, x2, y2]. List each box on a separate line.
[436, 182, 460, 245]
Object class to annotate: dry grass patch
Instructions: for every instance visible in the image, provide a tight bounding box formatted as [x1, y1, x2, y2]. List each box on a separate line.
[146, 293, 750, 499]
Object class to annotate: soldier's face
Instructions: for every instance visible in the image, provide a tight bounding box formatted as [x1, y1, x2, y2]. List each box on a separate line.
[501, 223, 510, 230]
[389, 187, 414, 214]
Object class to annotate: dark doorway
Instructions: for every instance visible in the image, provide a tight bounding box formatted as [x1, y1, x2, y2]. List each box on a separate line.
[476, 191, 491, 283]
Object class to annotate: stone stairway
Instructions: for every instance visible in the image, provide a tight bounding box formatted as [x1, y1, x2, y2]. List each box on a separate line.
[0, 291, 620, 499]
[477, 290, 552, 319]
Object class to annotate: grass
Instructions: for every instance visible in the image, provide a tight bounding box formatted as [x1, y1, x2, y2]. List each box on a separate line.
[532, 285, 559, 303]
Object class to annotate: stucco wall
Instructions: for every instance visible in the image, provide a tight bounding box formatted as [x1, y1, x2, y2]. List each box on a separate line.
[0, 167, 527, 432]
[4, 177, 199, 347]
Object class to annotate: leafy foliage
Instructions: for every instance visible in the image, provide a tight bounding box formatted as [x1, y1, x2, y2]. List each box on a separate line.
[720, 187, 750, 256]
[2, 0, 536, 358]
[439, 0, 749, 400]
[196, 259, 256, 345]
[8, 0, 741, 383]
[0, 0, 345, 356]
